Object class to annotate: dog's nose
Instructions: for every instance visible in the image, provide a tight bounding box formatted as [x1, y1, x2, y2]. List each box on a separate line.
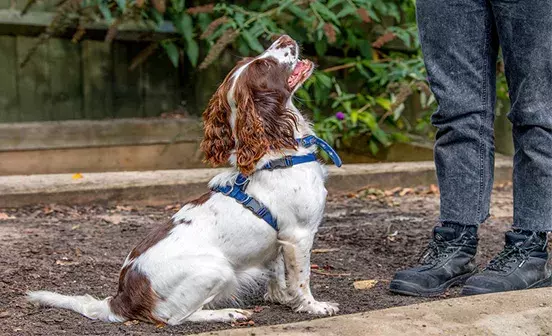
[278, 35, 294, 44]
[269, 34, 295, 50]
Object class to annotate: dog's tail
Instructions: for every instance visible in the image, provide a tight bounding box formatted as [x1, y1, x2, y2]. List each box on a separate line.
[27, 291, 125, 323]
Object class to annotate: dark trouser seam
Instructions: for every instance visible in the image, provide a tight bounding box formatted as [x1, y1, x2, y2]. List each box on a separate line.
[477, 12, 491, 225]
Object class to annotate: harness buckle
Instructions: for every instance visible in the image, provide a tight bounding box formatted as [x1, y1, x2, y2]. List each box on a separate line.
[267, 155, 293, 170]
[234, 176, 250, 191]
[220, 185, 234, 196]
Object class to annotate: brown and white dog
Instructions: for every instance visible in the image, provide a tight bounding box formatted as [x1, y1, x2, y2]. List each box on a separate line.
[27, 35, 339, 325]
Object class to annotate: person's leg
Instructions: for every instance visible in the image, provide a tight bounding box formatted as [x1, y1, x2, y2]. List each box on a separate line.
[462, 0, 552, 295]
[390, 0, 499, 296]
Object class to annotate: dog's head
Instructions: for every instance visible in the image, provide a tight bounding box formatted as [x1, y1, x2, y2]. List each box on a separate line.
[201, 35, 314, 175]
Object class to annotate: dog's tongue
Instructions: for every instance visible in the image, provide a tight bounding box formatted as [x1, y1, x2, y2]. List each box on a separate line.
[288, 60, 308, 87]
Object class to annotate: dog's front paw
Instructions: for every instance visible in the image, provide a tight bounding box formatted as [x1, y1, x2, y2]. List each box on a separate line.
[295, 300, 339, 316]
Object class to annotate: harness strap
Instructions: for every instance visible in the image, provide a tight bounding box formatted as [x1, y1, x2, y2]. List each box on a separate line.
[298, 135, 342, 167]
[261, 153, 317, 170]
[213, 183, 277, 231]
[212, 135, 342, 232]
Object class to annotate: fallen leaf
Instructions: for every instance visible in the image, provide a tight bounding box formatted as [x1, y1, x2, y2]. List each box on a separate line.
[252, 306, 265, 313]
[399, 188, 414, 196]
[124, 320, 139, 326]
[74, 247, 83, 257]
[55, 259, 80, 266]
[353, 279, 378, 290]
[98, 214, 124, 225]
[71, 225, 80, 230]
[312, 248, 340, 254]
[155, 323, 165, 329]
[232, 320, 255, 327]
[116, 205, 134, 212]
[0, 213, 15, 220]
[310, 264, 320, 270]
[429, 184, 439, 194]
[72, 173, 83, 180]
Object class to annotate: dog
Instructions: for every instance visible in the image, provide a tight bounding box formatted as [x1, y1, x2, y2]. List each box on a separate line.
[27, 35, 340, 325]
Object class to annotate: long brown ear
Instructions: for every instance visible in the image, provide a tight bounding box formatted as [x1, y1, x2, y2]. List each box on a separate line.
[233, 59, 298, 175]
[200, 83, 234, 167]
[233, 84, 271, 175]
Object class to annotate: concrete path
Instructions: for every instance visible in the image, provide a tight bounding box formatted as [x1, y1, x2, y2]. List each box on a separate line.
[0, 159, 513, 207]
[195, 287, 552, 336]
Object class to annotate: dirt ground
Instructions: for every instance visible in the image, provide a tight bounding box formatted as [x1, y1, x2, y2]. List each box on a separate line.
[0, 184, 515, 336]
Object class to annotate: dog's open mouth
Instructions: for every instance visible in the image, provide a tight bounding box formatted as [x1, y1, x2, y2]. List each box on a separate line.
[288, 59, 313, 89]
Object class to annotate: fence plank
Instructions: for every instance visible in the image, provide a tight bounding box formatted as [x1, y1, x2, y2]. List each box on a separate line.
[82, 40, 113, 119]
[113, 41, 144, 118]
[142, 51, 181, 117]
[17, 36, 51, 121]
[49, 38, 82, 120]
[0, 36, 19, 122]
[0, 0, 11, 9]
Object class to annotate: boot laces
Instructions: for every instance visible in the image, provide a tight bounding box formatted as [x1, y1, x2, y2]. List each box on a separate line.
[485, 244, 530, 272]
[419, 233, 474, 266]
[419, 240, 450, 265]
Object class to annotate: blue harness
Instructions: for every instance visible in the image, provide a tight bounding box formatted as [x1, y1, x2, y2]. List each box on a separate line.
[212, 135, 342, 231]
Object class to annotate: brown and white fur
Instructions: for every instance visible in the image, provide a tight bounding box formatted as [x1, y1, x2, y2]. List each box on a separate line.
[27, 35, 339, 325]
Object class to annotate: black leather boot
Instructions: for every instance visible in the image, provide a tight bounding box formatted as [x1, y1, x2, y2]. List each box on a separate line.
[461, 230, 551, 296]
[389, 225, 478, 297]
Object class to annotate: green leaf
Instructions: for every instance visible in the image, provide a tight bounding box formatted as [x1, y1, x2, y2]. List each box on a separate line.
[359, 40, 372, 59]
[350, 110, 358, 126]
[175, 13, 194, 42]
[327, 0, 343, 9]
[241, 30, 264, 53]
[286, 4, 312, 22]
[186, 38, 199, 67]
[115, 0, 126, 11]
[237, 36, 251, 56]
[314, 39, 327, 56]
[98, 1, 113, 23]
[277, 0, 295, 13]
[234, 12, 245, 27]
[336, 6, 356, 18]
[172, 0, 185, 12]
[372, 127, 391, 146]
[162, 41, 180, 68]
[359, 113, 377, 129]
[369, 140, 380, 155]
[376, 97, 392, 111]
[315, 72, 332, 88]
[311, 2, 340, 25]
[149, 8, 164, 27]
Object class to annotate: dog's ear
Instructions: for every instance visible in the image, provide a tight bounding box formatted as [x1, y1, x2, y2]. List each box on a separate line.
[233, 83, 271, 175]
[200, 82, 235, 167]
[233, 59, 298, 175]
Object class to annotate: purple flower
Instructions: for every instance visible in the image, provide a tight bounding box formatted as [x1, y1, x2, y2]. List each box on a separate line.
[336, 111, 345, 120]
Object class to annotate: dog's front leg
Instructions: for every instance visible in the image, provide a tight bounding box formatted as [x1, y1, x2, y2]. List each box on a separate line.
[280, 231, 339, 316]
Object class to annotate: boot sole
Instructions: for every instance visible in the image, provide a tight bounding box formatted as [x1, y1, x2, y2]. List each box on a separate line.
[461, 274, 552, 296]
[389, 270, 477, 297]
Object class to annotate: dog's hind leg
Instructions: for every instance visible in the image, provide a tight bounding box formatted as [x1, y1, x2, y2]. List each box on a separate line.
[264, 250, 292, 304]
[186, 308, 252, 322]
[158, 264, 251, 325]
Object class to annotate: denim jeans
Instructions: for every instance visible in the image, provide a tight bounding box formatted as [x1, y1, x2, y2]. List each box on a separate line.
[416, 0, 552, 231]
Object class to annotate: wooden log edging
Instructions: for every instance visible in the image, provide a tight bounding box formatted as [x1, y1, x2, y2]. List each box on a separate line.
[0, 160, 513, 208]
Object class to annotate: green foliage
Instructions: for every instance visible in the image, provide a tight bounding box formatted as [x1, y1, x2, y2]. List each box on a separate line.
[31, 0, 441, 155]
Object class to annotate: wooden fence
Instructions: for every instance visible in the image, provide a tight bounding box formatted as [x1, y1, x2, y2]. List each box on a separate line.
[0, 35, 187, 122]
[0, 0, 234, 123]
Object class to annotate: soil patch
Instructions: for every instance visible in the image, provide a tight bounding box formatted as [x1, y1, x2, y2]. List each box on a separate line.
[0, 185, 514, 335]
